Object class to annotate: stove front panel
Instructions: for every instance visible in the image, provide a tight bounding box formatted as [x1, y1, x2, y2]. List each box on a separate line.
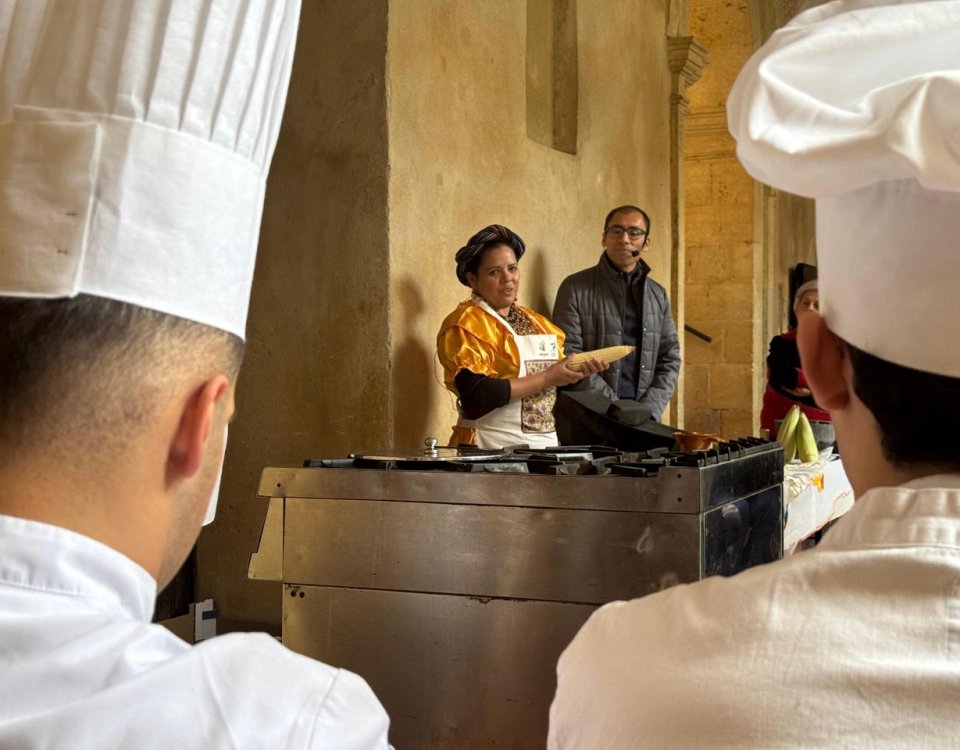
[283, 497, 701, 604]
[259, 466, 705, 513]
[701, 484, 784, 577]
[283, 585, 594, 749]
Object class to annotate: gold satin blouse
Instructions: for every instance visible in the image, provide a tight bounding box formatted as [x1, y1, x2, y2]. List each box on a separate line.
[436, 299, 566, 445]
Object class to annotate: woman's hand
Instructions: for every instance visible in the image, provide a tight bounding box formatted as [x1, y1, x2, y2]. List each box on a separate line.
[543, 356, 592, 387]
[509, 356, 610, 400]
[574, 356, 610, 377]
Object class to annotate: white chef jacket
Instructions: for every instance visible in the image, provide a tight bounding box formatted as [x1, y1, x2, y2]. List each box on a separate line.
[549, 475, 960, 749]
[0, 514, 390, 749]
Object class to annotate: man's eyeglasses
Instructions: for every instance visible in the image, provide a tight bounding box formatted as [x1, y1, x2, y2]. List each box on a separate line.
[605, 225, 648, 240]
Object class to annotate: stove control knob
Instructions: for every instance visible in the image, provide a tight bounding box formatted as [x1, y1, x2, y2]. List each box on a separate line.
[424, 437, 439, 456]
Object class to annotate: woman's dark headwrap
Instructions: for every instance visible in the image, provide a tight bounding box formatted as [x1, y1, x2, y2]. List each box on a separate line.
[455, 224, 526, 287]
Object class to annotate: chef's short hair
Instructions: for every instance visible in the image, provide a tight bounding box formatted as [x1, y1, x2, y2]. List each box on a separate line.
[0, 296, 242, 456]
[847, 343, 960, 472]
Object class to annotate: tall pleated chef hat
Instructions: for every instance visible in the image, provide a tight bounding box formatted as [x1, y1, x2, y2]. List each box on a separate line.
[727, 0, 960, 377]
[0, 0, 301, 340]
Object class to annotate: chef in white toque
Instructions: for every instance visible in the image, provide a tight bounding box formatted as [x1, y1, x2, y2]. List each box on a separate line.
[0, 2, 390, 747]
[549, 2, 960, 748]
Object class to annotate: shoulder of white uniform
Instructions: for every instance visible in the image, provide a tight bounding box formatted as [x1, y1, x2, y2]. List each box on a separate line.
[191, 633, 388, 727]
[569, 551, 820, 654]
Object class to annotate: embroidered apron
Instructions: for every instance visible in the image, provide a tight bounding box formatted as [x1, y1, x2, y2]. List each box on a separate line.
[461, 300, 560, 449]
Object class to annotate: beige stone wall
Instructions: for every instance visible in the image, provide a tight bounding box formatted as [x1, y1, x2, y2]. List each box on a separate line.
[196, 0, 689, 627]
[196, 1, 390, 626]
[191, 0, 826, 629]
[387, 0, 677, 446]
[682, 0, 818, 440]
[683, 0, 759, 438]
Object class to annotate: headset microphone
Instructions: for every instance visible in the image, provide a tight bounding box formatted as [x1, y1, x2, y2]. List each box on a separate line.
[631, 250, 641, 258]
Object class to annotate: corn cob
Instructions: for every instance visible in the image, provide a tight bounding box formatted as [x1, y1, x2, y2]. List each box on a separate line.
[776, 404, 801, 462]
[797, 412, 820, 463]
[567, 345, 636, 371]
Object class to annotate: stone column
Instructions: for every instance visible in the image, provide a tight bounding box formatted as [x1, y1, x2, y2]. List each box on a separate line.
[666, 35, 708, 428]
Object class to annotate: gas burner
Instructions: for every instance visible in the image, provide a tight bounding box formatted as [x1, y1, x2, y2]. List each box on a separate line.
[302, 438, 782, 476]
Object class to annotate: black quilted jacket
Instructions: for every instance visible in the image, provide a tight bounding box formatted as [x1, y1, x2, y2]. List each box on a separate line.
[552, 254, 681, 420]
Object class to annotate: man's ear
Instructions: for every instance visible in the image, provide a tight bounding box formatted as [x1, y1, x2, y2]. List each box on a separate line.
[167, 374, 230, 481]
[796, 313, 849, 411]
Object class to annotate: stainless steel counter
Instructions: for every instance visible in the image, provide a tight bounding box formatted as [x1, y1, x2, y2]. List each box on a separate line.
[249, 443, 783, 748]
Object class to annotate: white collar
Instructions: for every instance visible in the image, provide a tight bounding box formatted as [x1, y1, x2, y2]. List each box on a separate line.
[820, 474, 960, 550]
[0, 514, 156, 621]
[900, 473, 960, 492]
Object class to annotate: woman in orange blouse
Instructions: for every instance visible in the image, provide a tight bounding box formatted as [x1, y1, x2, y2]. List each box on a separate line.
[437, 225, 606, 448]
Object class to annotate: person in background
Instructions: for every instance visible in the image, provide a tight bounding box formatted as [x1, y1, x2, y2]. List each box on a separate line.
[0, 2, 389, 747]
[549, 2, 960, 747]
[759, 278, 830, 433]
[437, 225, 606, 448]
[552, 206, 680, 423]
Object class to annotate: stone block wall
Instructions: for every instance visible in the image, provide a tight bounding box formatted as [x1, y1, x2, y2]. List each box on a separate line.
[683, 0, 760, 439]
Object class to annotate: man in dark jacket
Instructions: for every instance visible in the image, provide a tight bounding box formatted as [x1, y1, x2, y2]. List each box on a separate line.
[553, 206, 680, 421]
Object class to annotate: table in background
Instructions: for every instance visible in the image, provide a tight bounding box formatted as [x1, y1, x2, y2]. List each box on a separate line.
[783, 456, 854, 554]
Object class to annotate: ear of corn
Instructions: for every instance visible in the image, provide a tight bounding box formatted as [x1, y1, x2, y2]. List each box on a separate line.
[776, 404, 801, 461]
[797, 411, 820, 463]
[567, 345, 636, 371]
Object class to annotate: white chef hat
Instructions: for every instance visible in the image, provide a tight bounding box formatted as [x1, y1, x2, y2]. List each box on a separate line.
[727, 0, 960, 377]
[0, 0, 301, 340]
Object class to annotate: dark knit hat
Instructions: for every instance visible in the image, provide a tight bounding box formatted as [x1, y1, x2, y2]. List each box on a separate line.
[455, 224, 526, 287]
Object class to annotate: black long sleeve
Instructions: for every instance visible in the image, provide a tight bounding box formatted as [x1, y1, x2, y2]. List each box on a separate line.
[767, 335, 801, 390]
[455, 368, 511, 419]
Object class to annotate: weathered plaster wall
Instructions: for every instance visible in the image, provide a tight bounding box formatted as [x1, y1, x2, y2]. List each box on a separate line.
[683, 0, 759, 438]
[195, 0, 686, 627]
[197, 1, 390, 626]
[386, 0, 677, 446]
[182, 0, 827, 641]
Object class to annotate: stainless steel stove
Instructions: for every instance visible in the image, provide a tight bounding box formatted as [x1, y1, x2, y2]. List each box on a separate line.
[249, 439, 783, 748]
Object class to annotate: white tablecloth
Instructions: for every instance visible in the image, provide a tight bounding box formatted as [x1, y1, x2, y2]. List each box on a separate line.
[783, 456, 854, 554]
